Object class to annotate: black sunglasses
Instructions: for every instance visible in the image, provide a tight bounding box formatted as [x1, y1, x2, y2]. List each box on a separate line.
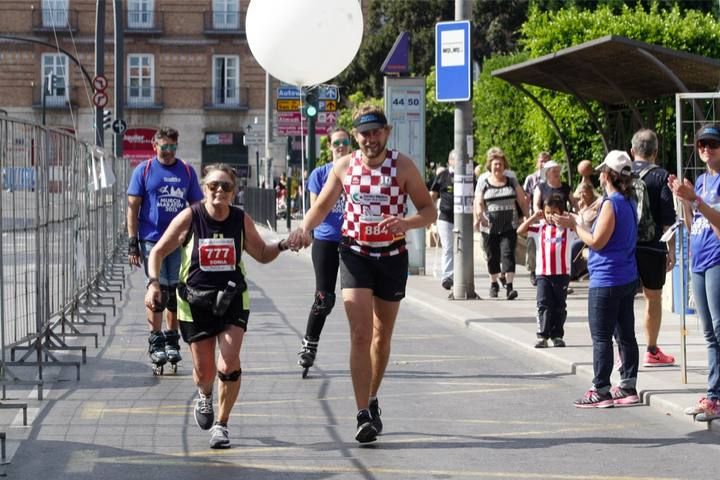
[697, 139, 720, 150]
[205, 180, 234, 192]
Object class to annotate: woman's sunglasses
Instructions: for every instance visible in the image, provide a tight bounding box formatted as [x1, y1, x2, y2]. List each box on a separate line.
[205, 181, 234, 192]
[332, 138, 351, 147]
[697, 139, 720, 150]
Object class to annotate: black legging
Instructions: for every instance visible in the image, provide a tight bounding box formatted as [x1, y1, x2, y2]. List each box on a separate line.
[482, 230, 517, 275]
[305, 239, 340, 339]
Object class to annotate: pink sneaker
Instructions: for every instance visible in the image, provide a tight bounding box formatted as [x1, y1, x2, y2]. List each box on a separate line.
[611, 386, 640, 406]
[684, 397, 718, 416]
[696, 401, 720, 422]
[643, 347, 675, 367]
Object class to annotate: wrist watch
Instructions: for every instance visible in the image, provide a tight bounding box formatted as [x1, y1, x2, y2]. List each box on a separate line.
[146, 277, 160, 288]
[692, 196, 703, 209]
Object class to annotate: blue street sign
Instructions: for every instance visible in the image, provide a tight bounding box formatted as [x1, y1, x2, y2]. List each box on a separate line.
[277, 86, 301, 99]
[435, 20, 471, 102]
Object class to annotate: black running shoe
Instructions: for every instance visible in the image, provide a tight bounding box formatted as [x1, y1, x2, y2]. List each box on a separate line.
[369, 398, 383, 434]
[355, 409, 378, 443]
[489, 283, 499, 298]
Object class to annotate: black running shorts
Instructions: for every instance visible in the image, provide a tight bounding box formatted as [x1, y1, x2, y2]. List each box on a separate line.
[636, 249, 667, 291]
[339, 246, 408, 301]
[179, 308, 249, 344]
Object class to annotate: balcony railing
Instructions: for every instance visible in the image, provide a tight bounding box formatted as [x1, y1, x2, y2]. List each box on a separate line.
[202, 10, 246, 35]
[32, 85, 79, 109]
[32, 9, 79, 34]
[125, 9, 163, 34]
[203, 87, 249, 110]
[125, 86, 163, 109]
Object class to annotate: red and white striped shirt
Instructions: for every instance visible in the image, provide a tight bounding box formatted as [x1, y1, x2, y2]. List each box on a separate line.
[342, 149, 407, 257]
[527, 222, 579, 276]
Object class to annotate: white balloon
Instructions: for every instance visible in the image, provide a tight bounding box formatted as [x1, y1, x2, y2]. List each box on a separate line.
[246, 0, 363, 86]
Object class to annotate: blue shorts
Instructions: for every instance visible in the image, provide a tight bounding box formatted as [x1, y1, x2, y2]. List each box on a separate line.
[140, 241, 181, 285]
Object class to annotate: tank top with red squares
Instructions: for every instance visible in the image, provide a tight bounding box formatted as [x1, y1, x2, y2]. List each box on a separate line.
[342, 149, 407, 258]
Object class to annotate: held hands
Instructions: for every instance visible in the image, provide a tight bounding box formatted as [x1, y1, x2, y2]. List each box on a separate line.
[286, 227, 312, 251]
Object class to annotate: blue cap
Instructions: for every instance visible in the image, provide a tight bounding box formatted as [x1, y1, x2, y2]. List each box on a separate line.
[697, 125, 720, 142]
[353, 112, 387, 132]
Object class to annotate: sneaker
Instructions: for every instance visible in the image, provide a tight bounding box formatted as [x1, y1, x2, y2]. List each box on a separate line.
[566, 287, 574, 295]
[489, 283, 499, 298]
[355, 409, 378, 443]
[194, 391, 214, 430]
[696, 402, 720, 422]
[529, 272, 537, 286]
[551, 337, 566, 348]
[643, 347, 675, 367]
[534, 338, 548, 348]
[573, 389, 614, 408]
[368, 398, 383, 434]
[209, 423, 230, 449]
[441, 277, 453, 290]
[611, 386, 640, 406]
[684, 397, 718, 416]
[506, 287, 518, 300]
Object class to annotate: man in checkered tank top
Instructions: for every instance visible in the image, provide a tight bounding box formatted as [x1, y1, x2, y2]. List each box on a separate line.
[287, 104, 437, 443]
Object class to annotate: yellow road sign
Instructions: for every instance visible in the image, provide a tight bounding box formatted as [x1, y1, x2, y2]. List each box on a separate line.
[276, 99, 301, 111]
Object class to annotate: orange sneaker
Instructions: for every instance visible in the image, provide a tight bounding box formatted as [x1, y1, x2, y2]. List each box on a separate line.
[643, 347, 675, 367]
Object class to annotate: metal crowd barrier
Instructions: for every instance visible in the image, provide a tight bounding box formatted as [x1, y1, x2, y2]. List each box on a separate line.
[0, 116, 129, 402]
[244, 187, 277, 231]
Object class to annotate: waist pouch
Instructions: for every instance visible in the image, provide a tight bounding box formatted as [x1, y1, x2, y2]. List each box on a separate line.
[177, 279, 247, 315]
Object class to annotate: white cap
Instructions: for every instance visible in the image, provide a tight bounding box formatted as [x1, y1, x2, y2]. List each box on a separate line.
[596, 150, 632, 177]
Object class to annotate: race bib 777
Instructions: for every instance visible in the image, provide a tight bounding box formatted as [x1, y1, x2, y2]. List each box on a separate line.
[198, 238, 236, 272]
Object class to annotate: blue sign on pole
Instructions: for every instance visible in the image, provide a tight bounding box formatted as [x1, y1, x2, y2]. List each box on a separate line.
[435, 20, 471, 102]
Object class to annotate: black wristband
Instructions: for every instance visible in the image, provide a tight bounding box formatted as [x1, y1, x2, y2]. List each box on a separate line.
[128, 236, 140, 256]
[278, 240, 288, 252]
[146, 277, 159, 288]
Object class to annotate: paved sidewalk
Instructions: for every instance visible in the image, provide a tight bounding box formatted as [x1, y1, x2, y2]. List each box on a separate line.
[273, 221, 713, 429]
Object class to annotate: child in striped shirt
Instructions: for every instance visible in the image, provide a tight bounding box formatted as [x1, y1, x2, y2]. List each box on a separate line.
[517, 195, 579, 348]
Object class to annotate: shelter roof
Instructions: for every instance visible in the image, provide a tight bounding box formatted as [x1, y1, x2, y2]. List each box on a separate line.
[492, 35, 720, 105]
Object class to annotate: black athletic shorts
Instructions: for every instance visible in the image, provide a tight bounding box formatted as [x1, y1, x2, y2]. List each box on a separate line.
[179, 306, 249, 344]
[636, 249, 667, 291]
[339, 245, 408, 301]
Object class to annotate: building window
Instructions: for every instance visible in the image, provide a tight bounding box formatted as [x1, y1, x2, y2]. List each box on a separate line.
[213, 56, 239, 106]
[42, 53, 69, 106]
[128, 54, 154, 106]
[212, 0, 239, 30]
[42, 0, 69, 27]
[128, 0, 154, 28]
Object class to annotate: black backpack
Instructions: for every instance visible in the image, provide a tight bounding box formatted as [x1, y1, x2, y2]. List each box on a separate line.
[632, 165, 658, 243]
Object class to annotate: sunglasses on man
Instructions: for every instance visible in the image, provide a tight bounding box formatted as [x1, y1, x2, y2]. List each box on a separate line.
[158, 144, 178, 152]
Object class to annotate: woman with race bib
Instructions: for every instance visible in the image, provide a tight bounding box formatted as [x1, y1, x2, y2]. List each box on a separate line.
[144, 164, 290, 449]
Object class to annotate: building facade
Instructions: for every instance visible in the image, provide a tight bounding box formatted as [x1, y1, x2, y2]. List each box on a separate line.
[0, 0, 289, 185]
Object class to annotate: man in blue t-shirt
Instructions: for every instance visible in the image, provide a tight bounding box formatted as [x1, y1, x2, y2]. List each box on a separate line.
[127, 127, 204, 369]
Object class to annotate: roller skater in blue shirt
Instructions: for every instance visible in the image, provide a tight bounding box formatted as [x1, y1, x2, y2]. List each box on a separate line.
[127, 127, 203, 374]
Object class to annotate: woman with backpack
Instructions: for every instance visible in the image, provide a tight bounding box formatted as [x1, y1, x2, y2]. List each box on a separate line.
[554, 150, 640, 408]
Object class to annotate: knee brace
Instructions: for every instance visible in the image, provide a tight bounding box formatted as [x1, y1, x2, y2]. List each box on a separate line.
[151, 286, 169, 313]
[166, 283, 178, 312]
[310, 291, 336, 317]
[217, 369, 242, 383]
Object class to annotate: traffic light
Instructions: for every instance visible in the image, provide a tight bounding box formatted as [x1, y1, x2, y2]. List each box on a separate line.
[302, 90, 318, 119]
[103, 109, 112, 130]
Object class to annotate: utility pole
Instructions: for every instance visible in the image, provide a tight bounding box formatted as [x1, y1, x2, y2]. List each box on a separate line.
[452, 0, 477, 300]
[94, 0, 105, 147]
[113, 0, 124, 157]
